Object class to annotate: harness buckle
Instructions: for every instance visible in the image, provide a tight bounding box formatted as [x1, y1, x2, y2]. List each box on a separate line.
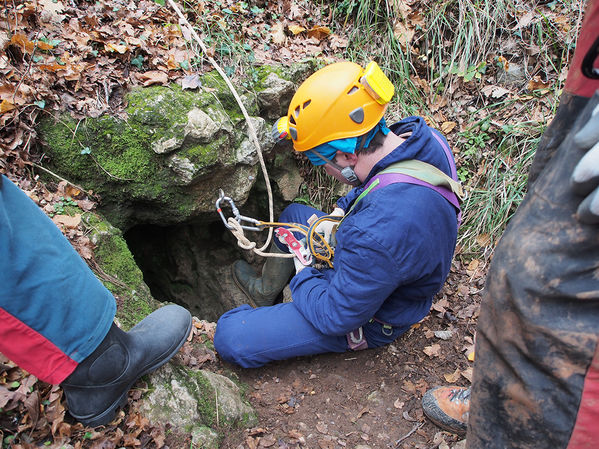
[346, 327, 368, 351]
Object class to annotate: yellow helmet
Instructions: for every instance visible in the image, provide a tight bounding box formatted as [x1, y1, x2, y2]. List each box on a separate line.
[276, 61, 394, 152]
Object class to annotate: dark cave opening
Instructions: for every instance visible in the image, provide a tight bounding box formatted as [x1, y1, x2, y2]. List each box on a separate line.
[123, 219, 247, 322]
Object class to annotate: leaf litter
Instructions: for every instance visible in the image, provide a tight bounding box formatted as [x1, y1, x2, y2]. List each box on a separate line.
[0, 0, 582, 447]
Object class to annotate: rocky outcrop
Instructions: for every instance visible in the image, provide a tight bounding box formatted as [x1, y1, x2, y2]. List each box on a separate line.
[138, 363, 257, 444]
[38, 64, 309, 231]
[35, 61, 323, 443]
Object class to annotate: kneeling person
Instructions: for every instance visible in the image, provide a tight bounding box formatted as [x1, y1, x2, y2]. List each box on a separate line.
[214, 61, 461, 368]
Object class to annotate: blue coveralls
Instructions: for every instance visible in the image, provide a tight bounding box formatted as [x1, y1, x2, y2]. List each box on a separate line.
[0, 176, 115, 384]
[214, 117, 459, 368]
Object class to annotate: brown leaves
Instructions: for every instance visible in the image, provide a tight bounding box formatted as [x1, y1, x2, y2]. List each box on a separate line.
[391, 0, 424, 49]
[423, 343, 441, 358]
[135, 70, 169, 86]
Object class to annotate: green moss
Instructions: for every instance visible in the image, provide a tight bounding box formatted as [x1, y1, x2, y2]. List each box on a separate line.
[84, 212, 158, 329]
[183, 135, 226, 168]
[190, 370, 218, 427]
[38, 63, 299, 229]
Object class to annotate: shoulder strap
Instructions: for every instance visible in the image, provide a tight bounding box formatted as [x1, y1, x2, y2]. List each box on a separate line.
[377, 160, 464, 199]
[344, 130, 464, 226]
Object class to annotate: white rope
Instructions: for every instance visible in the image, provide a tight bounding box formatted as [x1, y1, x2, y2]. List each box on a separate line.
[226, 218, 294, 258]
[166, 0, 275, 254]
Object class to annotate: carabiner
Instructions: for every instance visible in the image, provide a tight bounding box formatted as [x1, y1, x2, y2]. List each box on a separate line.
[215, 190, 262, 231]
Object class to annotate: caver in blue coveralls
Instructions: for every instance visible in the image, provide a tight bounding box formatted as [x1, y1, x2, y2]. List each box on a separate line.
[214, 116, 459, 368]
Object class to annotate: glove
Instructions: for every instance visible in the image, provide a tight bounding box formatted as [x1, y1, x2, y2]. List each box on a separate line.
[307, 207, 345, 245]
[571, 102, 599, 224]
[293, 254, 306, 274]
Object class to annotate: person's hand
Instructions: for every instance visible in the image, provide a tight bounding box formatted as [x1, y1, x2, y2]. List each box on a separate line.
[308, 207, 345, 244]
[293, 254, 306, 274]
[571, 103, 599, 224]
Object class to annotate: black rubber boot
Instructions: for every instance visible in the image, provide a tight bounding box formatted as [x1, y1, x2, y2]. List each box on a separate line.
[61, 304, 192, 427]
[232, 243, 295, 307]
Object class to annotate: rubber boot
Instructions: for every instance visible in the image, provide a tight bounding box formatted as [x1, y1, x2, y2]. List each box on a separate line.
[61, 304, 192, 427]
[232, 242, 295, 307]
[422, 386, 470, 436]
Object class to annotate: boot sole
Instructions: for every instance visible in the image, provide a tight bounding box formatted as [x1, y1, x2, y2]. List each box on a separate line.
[71, 315, 193, 427]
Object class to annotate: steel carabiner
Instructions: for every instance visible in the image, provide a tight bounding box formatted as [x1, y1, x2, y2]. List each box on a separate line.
[215, 190, 262, 231]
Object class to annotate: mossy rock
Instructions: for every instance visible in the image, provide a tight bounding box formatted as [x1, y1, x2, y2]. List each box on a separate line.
[37, 80, 268, 231]
[139, 363, 257, 437]
[36, 63, 319, 231]
[83, 212, 160, 329]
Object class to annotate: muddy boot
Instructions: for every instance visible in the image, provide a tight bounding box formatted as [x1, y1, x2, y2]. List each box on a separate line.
[422, 386, 470, 436]
[61, 304, 192, 427]
[232, 243, 295, 307]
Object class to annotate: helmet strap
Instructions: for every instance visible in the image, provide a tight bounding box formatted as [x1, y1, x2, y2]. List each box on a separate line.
[309, 149, 360, 186]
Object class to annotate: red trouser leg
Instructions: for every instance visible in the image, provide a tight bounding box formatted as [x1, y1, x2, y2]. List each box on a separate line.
[567, 343, 599, 449]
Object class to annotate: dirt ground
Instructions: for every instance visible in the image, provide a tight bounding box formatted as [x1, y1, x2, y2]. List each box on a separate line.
[206, 261, 485, 449]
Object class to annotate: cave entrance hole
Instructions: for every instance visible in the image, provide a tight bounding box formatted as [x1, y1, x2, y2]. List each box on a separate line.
[124, 219, 257, 322]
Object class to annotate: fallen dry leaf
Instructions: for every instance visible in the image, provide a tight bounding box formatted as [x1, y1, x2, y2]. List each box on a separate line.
[288, 24, 306, 35]
[307, 26, 331, 40]
[53, 213, 81, 229]
[259, 434, 276, 447]
[444, 368, 461, 383]
[270, 22, 286, 44]
[476, 233, 491, 247]
[392, 19, 415, 48]
[423, 343, 441, 358]
[527, 76, 551, 91]
[441, 121, 457, 133]
[481, 85, 510, 98]
[0, 100, 15, 114]
[467, 259, 480, 271]
[136, 70, 168, 86]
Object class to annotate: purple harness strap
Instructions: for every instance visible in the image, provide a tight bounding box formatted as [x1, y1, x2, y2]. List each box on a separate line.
[367, 172, 461, 212]
[362, 130, 462, 224]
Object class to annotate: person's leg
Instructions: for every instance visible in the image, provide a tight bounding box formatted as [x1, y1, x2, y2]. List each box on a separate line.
[0, 176, 192, 426]
[0, 175, 115, 384]
[214, 301, 347, 368]
[466, 94, 599, 448]
[232, 203, 326, 306]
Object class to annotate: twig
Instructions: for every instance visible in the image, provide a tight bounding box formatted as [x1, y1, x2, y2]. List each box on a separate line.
[394, 422, 423, 448]
[165, 0, 275, 252]
[215, 388, 219, 427]
[24, 161, 96, 198]
[89, 153, 134, 182]
[13, 30, 40, 106]
[87, 257, 130, 290]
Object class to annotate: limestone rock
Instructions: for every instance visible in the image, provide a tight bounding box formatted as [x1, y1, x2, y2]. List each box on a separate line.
[256, 72, 296, 120]
[191, 426, 221, 449]
[139, 363, 256, 433]
[185, 108, 221, 143]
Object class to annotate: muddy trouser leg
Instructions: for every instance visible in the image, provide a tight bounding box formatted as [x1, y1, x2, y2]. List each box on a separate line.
[466, 94, 599, 448]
